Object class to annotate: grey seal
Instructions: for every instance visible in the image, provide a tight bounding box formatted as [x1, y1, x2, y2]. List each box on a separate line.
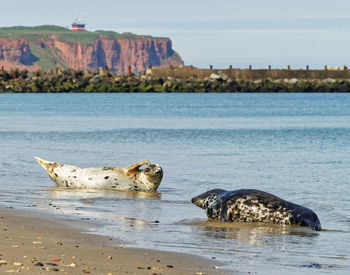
[191, 189, 321, 231]
[35, 157, 163, 192]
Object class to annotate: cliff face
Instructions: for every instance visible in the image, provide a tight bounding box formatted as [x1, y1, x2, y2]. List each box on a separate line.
[0, 38, 38, 68]
[44, 37, 181, 73]
[0, 26, 183, 73]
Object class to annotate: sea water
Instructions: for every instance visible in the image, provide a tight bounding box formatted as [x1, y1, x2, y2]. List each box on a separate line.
[0, 93, 350, 274]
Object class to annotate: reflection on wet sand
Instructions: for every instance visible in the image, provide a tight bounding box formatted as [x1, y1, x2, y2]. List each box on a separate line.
[183, 220, 319, 247]
[34, 186, 162, 230]
[45, 186, 162, 200]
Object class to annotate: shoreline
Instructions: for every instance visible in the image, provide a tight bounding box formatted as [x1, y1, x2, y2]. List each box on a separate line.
[0, 206, 230, 274]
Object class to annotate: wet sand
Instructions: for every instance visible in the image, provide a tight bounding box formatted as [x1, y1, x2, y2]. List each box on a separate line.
[0, 207, 229, 274]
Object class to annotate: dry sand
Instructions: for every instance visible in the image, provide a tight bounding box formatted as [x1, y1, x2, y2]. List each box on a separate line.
[0, 207, 230, 274]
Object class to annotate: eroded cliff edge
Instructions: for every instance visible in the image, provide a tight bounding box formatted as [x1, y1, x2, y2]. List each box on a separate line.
[0, 25, 183, 73]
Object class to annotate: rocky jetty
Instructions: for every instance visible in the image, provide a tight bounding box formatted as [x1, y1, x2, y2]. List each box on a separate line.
[1, 66, 350, 92]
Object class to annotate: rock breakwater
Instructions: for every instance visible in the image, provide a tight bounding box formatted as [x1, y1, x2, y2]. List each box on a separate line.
[1, 66, 350, 92]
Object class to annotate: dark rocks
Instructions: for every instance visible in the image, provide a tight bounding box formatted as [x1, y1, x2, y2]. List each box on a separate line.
[1, 67, 350, 92]
[46, 262, 58, 266]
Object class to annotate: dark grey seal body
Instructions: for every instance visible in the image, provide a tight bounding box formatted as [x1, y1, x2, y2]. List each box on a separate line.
[191, 189, 321, 231]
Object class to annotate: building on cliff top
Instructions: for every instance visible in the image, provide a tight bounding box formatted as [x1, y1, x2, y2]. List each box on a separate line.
[71, 19, 85, 31]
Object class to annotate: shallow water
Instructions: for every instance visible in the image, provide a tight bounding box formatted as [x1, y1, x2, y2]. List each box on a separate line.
[0, 93, 350, 274]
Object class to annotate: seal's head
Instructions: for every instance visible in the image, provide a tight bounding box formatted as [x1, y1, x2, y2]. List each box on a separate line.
[126, 161, 163, 191]
[191, 189, 226, 219]
[141, 164, 163, 191]
[191, 189, 225, 208]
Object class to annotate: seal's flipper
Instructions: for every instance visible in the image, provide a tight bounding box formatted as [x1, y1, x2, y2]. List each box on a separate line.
[35, 157, 59, 173]
[126, 160, 150, 176]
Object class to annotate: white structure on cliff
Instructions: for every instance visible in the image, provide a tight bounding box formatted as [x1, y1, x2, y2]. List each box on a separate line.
[71, 18, 85, 31]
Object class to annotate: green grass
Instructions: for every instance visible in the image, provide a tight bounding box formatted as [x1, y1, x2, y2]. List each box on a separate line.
[169, 51, 182, 62]
[29, 42, 68, 70]
[0, 25, 67, 32]
[0, 25, 166, 42]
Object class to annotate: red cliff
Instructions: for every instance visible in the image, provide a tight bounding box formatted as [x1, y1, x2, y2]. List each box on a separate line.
[44, 37, 182, 73]
[0, 26, 183, 73]
[0, 38, 38, 70]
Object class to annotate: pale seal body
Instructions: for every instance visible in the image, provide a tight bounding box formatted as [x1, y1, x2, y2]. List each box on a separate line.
[35, 157, 163, 191]
[192, 189, 321, 231]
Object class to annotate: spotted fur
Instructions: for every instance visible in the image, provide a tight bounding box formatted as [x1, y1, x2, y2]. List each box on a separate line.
[191, 189, 321, 231]
[35, 157, 163, 192]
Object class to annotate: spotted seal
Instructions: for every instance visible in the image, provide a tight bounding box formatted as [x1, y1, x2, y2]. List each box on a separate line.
[35, 157, 163, 191]
[191, 189, 321, 231]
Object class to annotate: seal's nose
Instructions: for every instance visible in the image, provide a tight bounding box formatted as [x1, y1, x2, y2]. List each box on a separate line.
[191, 196, 202, 207]
[154, 166, 163, 176]
[144, 164, 163, 177]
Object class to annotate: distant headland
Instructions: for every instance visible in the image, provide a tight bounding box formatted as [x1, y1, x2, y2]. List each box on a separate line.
[0, 25, 183, 73]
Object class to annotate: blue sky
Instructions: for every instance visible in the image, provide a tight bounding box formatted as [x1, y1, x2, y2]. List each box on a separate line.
[1, 0, 350, 69]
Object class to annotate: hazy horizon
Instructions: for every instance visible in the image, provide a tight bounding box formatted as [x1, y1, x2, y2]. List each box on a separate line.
[1, 0, 350, 69]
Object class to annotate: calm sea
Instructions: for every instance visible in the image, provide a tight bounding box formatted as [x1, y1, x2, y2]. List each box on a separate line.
[0, 93, 350, 274]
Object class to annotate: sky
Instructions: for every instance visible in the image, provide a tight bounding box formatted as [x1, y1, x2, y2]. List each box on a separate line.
[1, 0, 350, 69]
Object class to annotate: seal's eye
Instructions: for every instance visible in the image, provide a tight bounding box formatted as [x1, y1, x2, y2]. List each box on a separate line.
[143, 165, 163, 187]
[143, 165, 162, 176]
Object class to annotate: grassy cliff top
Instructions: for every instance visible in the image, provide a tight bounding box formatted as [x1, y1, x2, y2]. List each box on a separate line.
[0, 25, 167, 44]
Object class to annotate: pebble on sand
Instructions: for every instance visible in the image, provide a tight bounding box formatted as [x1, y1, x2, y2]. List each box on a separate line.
[46, 263, 58, 266]
[0, 260, 7, 265]
[46, 266, 59, 271]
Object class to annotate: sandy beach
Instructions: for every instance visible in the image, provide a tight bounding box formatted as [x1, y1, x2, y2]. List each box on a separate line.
[0, 207, 229, 274]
